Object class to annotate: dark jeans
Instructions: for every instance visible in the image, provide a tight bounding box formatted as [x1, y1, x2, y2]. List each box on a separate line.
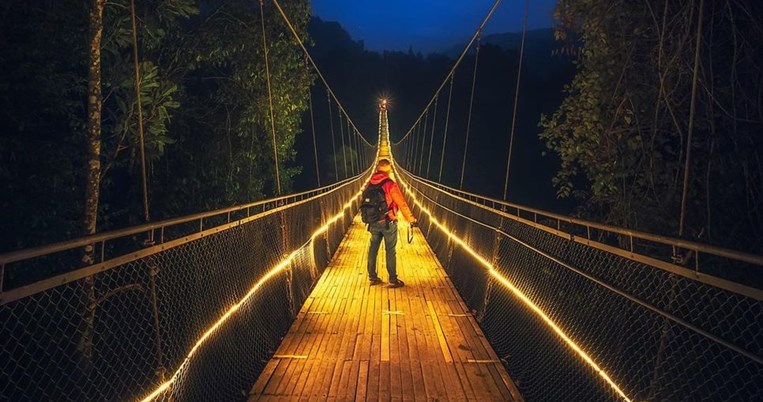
[367, 220, 398, 281]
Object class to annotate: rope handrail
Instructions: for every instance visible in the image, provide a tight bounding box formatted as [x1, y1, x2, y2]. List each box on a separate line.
[0, 168, 371, 266]
[398, 169, 763, 366]
[402, 170, 763, 269]
[1, 167, 373, 307]
[2, 155, 372, 400]
[9, 0, 378, 274]
[394, 152, 762, 401]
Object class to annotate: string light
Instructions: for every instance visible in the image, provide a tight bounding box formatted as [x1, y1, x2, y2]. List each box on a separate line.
[399, 180, 632, 402]
[138, 188, 365, 402]
[140, 103, 629, 401]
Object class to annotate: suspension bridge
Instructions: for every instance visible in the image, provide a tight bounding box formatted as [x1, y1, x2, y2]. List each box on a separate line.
[2, 1, 762, 401]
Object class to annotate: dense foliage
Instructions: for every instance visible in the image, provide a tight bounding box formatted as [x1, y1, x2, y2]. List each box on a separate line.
[541, 0, 763, 252]
[1, 0, 312, 251]
[2, 5, 577, 255]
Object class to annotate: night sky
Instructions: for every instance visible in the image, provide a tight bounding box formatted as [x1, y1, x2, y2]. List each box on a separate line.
[312, 0, 557, 53]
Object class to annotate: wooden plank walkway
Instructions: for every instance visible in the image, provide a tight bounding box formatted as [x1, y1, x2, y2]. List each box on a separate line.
[249, 215, 522, 401]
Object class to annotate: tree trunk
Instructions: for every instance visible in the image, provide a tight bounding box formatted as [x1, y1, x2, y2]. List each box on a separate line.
[78, 0, 105, 375]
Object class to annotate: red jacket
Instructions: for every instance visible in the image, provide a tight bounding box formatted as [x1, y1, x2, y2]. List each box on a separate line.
[368, 172, 416, 222]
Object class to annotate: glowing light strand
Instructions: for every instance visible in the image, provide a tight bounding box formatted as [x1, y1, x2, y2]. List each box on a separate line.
[396, 174, 632, 402]
[400, 172, 763, 365]
[138, 188, 365, 402]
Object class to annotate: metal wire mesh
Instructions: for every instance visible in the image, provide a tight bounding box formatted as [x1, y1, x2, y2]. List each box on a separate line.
[0, 173, 367, 401]
[394, 166, 763, 402]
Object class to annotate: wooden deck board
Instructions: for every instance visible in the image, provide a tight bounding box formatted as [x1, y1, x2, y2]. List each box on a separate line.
[249, 215, 521, 401]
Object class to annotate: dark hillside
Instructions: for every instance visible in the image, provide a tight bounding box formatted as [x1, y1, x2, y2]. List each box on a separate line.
[295, 19, 575, 212]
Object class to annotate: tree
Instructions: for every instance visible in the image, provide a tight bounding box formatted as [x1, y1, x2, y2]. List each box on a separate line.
[77, 0, 106, 375]
[0, 0, 198, 254]
[97, 0, 197, 227]
[1, 0, 312, 255]
[154, 0, 312, 214]
[541, 0, 763, 252]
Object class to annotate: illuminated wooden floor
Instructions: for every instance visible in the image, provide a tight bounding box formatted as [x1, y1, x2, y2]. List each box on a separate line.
[248, 215, 522, 401]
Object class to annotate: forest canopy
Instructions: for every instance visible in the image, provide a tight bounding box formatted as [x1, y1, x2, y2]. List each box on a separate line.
[2, 0, 760, 258]
[0, 0, 312, 252]
[542, 0, 763, 253]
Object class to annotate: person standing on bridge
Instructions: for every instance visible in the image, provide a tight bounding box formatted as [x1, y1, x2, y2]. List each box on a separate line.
[362, 159, 418, 288]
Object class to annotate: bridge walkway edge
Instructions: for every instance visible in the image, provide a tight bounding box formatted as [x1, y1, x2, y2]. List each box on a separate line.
[249, 215, 522, 401]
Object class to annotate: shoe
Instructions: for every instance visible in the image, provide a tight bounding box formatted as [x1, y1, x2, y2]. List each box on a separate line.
[369, 277, 384, 286]
[387, 279, 405, 288]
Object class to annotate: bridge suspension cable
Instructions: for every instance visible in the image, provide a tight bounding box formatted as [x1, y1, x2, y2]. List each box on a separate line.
[418, 109, 429, 174]
[306, 65, 320, 186]
[438, 73, 455, 181]
[392, 0, 504, 146]
[345, 117, 353, 175]
[326, 93, 339, 178]
[413, 120, 422, 169]
[389, 0, 507, 194]
[678, 0, 704, 237]
[393, 0, 530, 200]
[130, 0, 151, 224]
[460, 34, 481, 189]
[259, 0, 281, 195]
[502, 0, 529, 200]
[409, 115, 420, 170]
[270, 0, 374, 156]
[349, 117, 357, 174]
[339, 109, 348, 178]
[426, 95, 439, 177]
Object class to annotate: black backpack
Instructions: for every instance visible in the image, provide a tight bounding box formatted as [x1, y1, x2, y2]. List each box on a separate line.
[360, 178, 391, 224]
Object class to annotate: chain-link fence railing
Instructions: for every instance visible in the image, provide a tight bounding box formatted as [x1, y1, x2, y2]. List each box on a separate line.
[0, 170, 370, 402]
[393, 166, 763, 402]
